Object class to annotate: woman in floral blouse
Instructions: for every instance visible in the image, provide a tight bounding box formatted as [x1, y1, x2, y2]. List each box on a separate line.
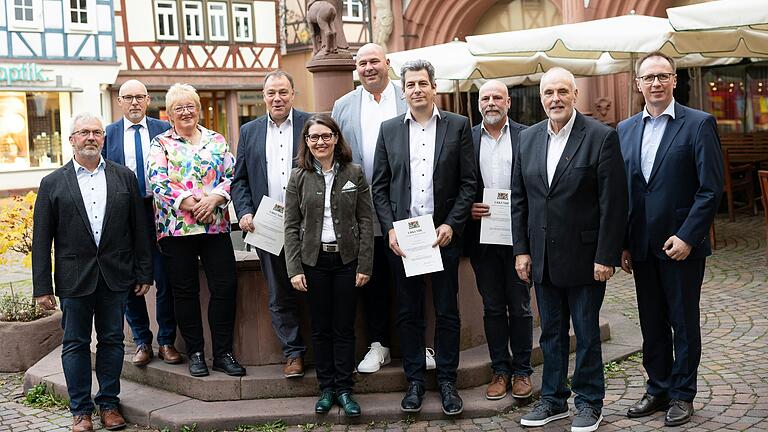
[148, 83, 245, 378]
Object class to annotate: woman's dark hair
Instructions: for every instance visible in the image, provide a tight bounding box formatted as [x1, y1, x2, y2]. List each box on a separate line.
[297, 114, 353, 170]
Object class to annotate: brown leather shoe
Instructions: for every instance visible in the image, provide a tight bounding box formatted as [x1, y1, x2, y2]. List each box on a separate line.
[511, 375, 533, 398]
[485, 374, 509, 400]
[72, 414, 93, 432]
[100, 409, 126, 430]
[158, 345, 183, 364]
[131, 343, 153, 367]
[283, 356, 304, 378]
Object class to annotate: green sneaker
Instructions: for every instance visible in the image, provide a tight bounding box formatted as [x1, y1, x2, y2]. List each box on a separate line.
[315, 391, 335, 414]
[336, 392, 361, 417]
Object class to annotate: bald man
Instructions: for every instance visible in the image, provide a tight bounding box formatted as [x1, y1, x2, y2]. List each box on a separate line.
[103, 80, 177, 367]
[463, 80, 532, 401]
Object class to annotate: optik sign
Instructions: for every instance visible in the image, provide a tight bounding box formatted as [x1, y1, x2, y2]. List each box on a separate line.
[0, 63, 51, 86]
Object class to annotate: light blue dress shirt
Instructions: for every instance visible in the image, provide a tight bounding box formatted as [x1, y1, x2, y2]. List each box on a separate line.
[73, 157, 107, 246]
[640, 99, 676, 182]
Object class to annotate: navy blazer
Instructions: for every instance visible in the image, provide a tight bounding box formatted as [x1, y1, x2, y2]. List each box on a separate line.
[231, 109, 311, 218]
[103, 117, 171, 166]
[617, 102, 724, 261]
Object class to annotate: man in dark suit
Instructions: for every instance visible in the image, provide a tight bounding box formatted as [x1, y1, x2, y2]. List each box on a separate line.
[511, 68, 627, 431]
[618, 52, 723, 427]
[464, 80, 532, 401]
[33, 112, 153, 432]
[103, 79, 178, 368]
[231, 70, 310, 378]
[372, 59, 476, 416]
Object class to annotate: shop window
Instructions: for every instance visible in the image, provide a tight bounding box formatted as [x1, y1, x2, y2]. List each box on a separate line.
[342, 0, 364, 22]
[155, 0, 179, 41]
[64, 0, 97, 33]
[145, 91, 168, 122]
[208, 2, 228, 41]
[232, 3, 252, 42]
[182, 1, 204, 41]
[7, 0, 43, 32]
[0, 92, 62, 171]
[702, 62, 768, 134]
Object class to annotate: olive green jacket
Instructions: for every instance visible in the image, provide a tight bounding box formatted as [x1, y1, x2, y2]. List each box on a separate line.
[284, 162, 374, 278]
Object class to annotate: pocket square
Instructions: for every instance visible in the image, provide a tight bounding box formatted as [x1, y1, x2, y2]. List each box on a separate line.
[341, 180, 356, 191]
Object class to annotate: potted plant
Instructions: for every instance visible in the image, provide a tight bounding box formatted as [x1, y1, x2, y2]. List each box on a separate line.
[0, 192, 63, 372]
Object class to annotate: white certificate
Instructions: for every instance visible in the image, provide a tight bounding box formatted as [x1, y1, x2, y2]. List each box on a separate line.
[393, 215, 444, 277]
[480, 188, 513, 246]
[244, 196, 285, 256]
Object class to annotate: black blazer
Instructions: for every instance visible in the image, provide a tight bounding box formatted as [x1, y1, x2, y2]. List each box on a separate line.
[231, 109, 311, 218]
[32, 160, 153, 298]
[371, 110, 477, 245]
[464, 118, 527, 257]
[511, 112, 627, 287]
[618, 102, 723, 261]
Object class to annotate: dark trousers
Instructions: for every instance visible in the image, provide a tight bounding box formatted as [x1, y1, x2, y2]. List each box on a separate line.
[359, 236, 392, 346]
[159, 233, 237, 357]
[304, 252, 358, 393]
[60, 274, 127, 416]
[633, 255, 705, 402]
[471, 245, 533, 377]
[388, 245, 461, 386]
[255, 248, 306, 359]
[536, 270, 605, 410]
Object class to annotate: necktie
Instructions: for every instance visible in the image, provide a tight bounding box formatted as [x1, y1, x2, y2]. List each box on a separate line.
[131, 124, 146, 196]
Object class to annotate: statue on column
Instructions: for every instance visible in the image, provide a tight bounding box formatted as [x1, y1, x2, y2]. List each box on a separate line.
[306, 0, 350, 58]
[373, 0, 394, 51]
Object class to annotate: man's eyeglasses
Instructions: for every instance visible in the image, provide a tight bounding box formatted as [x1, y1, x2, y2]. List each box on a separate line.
[119, 94, 148, 103]
[73, 129, 105, 138]
[173, 105, 197, 114]
[305, 133, 336, 143]
[637, 73, 675, 85]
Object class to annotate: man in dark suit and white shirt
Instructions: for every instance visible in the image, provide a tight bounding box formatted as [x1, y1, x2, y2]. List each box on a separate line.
[33, 112, 153, 432]
[231, 70, 311, 378]
[464, 80, 533, 401]
[331, 43, 408, 374]
[103, 79, 178, 368]
[618, 52, 723, 427]
[511, 67, 627, 432]
[372, 59, 476, 416]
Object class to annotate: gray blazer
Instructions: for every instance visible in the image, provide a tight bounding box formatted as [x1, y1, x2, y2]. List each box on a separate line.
[284, 163, 374, 278]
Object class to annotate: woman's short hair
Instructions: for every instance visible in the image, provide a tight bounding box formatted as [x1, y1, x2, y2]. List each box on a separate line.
[165, 83, 201, 124]
[297, 114, 352, 170]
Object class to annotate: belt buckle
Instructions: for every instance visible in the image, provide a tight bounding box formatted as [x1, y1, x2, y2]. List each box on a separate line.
[323, 243, 338, 252]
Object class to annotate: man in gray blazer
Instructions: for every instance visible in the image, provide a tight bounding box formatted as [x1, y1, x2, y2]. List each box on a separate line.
[331, 43, 407, 374]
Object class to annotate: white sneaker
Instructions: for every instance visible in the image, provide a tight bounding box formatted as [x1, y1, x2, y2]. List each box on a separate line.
[426, 347, 436, 370]
[357, 342, 391, 373]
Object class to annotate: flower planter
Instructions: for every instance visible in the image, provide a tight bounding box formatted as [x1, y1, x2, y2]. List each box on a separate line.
[0, 311, 63, 372]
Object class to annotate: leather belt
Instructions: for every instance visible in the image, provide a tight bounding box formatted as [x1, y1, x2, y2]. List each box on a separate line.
[321, 243, 339, 253]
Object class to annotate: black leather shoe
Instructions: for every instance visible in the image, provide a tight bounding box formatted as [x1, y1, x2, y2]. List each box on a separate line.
[627, 393, 670, 418]
[665, 399, 693, 426]
[213, 353, 246, 376]
[439, 382, 463, 416]
[188, 352, 209, 377]
[336, 392, 361, 417]
[400, 382, 425, 413]
[315, 391, 335, 414]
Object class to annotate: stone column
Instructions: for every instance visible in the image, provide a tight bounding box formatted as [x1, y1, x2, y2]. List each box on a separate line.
[306, 56, 356, 112]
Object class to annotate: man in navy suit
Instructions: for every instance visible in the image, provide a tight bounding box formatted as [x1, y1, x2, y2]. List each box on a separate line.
[103, 79, 178, 367]
[618, 52, 723, 427]
[231, 70, 310, 378]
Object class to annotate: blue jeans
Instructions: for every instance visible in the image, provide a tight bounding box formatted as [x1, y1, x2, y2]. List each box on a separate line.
[60, 275, 128, 416]
[535, 277, 605, 410]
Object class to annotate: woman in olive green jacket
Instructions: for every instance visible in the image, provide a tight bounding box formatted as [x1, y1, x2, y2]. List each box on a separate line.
[284, 114, 374, 417]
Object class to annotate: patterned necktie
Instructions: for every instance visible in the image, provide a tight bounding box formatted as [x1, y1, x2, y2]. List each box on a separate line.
[131, 124, 146, 196]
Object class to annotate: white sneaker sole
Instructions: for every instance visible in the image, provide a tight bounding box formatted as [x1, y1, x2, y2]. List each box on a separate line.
[571, 414, 603, 432]
[357, 356, 391, 374]
[520, 410, 570, 427]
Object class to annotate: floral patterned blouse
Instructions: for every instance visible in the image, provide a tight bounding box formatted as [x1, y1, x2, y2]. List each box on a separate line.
[148, 125, 235, 240]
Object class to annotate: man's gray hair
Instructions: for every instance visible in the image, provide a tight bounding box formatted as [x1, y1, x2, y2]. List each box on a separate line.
[70, 112, 104, 133]
[400, 59, 436, 89]
[539, 67, 577, 93]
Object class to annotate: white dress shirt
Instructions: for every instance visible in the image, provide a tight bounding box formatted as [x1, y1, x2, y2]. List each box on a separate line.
[73, 157, 107, 246]
[641, 99, 676, 182]
[320, 166, 337, 243]
[479, 121, 513, 190]
[360, 81, 398, 184]
[546, 109, 578, 186]
[405, 105, 441, 217]
[266, 109, 294, 203]
[122, 116, 151, 196]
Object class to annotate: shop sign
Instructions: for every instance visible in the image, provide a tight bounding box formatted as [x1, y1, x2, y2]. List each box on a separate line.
[0, 63, 51, 86]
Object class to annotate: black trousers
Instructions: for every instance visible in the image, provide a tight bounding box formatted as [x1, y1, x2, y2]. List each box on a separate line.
[304, 251, 358, 394]
[159, 233, 237, 357]
[633, 255, 705, 402]
[358, 236, 392, 346]
[388, 245, 461, 386]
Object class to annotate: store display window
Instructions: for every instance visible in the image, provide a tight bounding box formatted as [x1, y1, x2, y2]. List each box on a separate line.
[0, 92, 62, 171]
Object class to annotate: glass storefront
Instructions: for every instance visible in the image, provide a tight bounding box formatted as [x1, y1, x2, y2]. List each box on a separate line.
[0, 91, 63, 172]
[703, 62, 768, 134]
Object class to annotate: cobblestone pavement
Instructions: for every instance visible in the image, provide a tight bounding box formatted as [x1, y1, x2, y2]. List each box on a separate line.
[1, 215, 767, 431]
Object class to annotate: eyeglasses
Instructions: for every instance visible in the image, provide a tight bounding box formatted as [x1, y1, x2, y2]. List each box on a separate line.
[119, 94, 148, 103]
[306, 133, 336, 143]
[637, 73, 676, 85]
[72, 129, 105, 138]
[173, 105, 197, 114]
